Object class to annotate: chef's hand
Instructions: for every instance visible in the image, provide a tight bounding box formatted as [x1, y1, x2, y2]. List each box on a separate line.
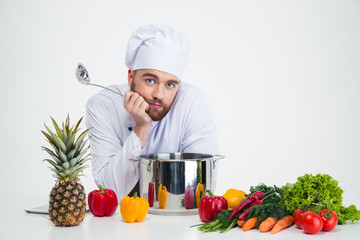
[124, 91, 151, 148]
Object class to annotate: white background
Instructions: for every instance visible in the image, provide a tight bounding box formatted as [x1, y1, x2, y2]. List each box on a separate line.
[0, 0, 359, 215]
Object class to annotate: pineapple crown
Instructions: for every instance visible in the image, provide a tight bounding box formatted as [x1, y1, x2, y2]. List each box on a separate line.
[42, 115, 90, 182]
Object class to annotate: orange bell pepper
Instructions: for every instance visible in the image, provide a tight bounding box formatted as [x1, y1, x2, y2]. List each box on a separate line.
[196, 183, 204, 208]
[120, 192, 149, 223]
[158, 185, 167, 209]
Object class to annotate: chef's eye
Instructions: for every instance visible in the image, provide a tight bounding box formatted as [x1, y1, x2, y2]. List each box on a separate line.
[146, 79, 155, 84]
[167, 83, 175, 88]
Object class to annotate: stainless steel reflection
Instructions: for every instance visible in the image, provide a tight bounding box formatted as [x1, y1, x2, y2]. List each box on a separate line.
[134, 153, 224, 215]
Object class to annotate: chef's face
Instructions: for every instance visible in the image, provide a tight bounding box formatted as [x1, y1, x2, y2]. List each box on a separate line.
[128, 69, 180, 121]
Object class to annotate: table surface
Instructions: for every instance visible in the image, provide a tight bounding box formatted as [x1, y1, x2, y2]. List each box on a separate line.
[2, 208, 360, 240]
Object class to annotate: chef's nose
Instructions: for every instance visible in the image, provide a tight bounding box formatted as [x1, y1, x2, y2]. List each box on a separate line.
[152, 84, 165, 100]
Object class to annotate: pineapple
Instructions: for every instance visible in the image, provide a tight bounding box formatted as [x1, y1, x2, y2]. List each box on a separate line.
[42, 115, 90, 226]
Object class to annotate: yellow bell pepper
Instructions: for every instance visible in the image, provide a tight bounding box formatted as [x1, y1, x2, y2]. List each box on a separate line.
[196, 183, 204, 208]
[222, 188, 246, 209]
[158, 185, 167, 209]
[120, 192, 149, 223]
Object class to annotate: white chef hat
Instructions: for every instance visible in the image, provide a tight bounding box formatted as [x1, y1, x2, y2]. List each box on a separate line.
[125, 24, 190, 80]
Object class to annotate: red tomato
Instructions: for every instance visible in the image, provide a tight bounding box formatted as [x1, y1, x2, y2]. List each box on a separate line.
[293, 208, 304, 229]
[319, 209, 338, 232]
[301, 211, 323, 234]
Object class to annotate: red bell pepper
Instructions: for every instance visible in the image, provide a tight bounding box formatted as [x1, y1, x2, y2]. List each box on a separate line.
[88, 184, 118, 217]
[198, 190, 228, 223]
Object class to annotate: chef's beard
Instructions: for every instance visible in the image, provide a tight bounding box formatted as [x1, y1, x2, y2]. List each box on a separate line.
[131, 81, 171, 121]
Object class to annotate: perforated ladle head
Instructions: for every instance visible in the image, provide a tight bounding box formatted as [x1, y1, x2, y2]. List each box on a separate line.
[76, 63, 90, 85]
[75, 63, 123, 96]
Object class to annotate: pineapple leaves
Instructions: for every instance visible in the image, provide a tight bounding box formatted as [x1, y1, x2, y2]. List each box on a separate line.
[66, 131, 76, 149]
[65, 114, 70, 133]
[49, 142, 61, 156]
[50, 116, 63, 140]
[77, 155, 90, 166]
[57, 135, 67, 153]
[63, 127, 69, 146]
[43, 159, 57, 168]
[72, 165, 89, 176]
[76, 138, 89, 154]
[74, 147, 90, 163]
[73, 116, 83, 133]
[42, 115, 90, 181]
[58, 149, 68, 163]
[67, 148, 77, 160]
[69, 157, 77, 167]
[41, 131, 53, 144]
[62, 161, 70, 170]
[44, 124, 61, 149]
[42, 147, 62, 164]
[74, 129, 90, 149]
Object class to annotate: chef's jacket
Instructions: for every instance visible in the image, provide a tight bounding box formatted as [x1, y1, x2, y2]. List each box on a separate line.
[85, 82, 220, 201]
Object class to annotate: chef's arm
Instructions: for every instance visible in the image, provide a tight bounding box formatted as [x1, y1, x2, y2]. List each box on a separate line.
[85, 99, 144, 202]
[124, 91, 152, 148]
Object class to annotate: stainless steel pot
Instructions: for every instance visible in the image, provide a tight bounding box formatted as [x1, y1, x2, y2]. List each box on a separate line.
[131, 153, 224, 215]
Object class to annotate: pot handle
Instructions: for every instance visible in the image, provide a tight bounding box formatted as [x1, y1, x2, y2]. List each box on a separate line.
[129, 157, 152, 172]
[129, 157, 141, 162]
[213, 154, 225, 162]
[212, 155, 224, 169]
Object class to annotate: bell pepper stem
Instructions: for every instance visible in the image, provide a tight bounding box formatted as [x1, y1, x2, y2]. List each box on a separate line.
[133, 192, 138, 198]
[207, 190, 214, 197]
[98, 184, 105, 193]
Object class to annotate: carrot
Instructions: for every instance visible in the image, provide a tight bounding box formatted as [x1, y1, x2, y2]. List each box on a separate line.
[259, 217, 277, 232]
[242, 217, 257, 231]
[237, 220, 245, 227]
[270, 215, 293, 234]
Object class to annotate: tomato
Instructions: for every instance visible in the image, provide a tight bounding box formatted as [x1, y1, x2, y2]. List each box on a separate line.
[301, 211, 323, 234]
[319, 209, 338, 232]
[293, 208, 304, 229]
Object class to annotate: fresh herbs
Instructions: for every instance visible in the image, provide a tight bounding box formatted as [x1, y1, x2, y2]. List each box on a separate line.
[280, 173, 360, 224]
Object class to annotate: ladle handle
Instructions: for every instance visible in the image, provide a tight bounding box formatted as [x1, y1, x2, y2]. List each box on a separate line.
[88, 83, 124, 96]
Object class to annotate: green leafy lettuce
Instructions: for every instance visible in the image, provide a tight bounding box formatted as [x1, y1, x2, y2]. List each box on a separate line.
[281, 173, 360, 224]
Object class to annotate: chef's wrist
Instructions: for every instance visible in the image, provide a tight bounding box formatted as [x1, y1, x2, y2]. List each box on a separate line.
[134, 124, 151, 148]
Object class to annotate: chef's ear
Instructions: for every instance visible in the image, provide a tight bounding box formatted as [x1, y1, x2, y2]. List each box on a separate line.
[128, 69, 134, 87]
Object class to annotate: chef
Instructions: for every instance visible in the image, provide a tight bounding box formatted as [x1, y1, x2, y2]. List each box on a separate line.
[85, 24, 220, 201]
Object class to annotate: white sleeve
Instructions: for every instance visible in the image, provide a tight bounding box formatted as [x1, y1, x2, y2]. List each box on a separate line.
[181, 92, 220, 155]
[85, 96, 144, 201]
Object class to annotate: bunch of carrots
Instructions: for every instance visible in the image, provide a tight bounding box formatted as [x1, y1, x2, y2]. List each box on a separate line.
[231, 187, 294, 233]
[238, 215, 293, 233]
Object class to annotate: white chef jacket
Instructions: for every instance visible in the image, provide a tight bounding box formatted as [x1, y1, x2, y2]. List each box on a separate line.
[85, 82, 220, 201]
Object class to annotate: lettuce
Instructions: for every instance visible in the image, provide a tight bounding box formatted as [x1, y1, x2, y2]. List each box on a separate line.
[281, 173, 360, 224]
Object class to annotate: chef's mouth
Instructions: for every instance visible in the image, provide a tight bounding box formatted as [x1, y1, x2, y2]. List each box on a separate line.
[149, 103, 163, 109]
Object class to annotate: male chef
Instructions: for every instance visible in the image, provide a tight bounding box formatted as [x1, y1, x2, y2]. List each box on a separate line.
[85, 24, 220, 201]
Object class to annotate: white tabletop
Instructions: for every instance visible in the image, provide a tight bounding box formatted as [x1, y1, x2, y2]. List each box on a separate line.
[3, 208, 360, 240]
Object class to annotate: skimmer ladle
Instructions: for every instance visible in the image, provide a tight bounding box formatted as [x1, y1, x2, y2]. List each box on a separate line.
[75, 63, 123, 96]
